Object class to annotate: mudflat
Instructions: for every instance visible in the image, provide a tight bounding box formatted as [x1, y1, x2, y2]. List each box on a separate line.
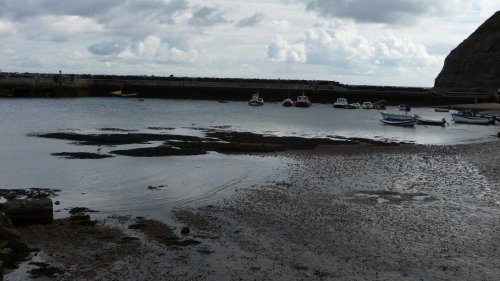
[10, 140, 500, 280]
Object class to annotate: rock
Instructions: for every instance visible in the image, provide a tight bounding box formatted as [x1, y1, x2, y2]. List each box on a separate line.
[2, 198, 53, 225]
[181, 226, 190, 235]
[435, 11, 500, 89]
[0, 226, 21, 240]
[69, 214, 90, 221]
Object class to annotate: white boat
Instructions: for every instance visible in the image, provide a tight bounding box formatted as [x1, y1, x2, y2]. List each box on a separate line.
[282, 98, 293, 107]
[248, 93, 264, 106]
[380, 111, 416, 121]
[413, 115, 447, 126]
[333, 97, 348, 108]
[361, 102, 373, 109]
[381, 119, 416, 127]
[452, 113, 491, 124]
[346, 102, 360, 109]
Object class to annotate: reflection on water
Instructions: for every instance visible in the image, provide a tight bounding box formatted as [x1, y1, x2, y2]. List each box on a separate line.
[0, 98, 498, 219]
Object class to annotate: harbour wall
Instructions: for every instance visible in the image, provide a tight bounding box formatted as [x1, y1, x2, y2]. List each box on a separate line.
[0, 73, 496, 106]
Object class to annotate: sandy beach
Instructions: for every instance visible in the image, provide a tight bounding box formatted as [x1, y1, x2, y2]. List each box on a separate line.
[6, 137, 500, 281]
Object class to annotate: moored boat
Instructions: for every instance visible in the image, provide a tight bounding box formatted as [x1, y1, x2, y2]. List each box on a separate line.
[380, 111, 416, 121]
[413, 115, 447, 126]
[381, 119, 416, 127]
[346, 102, 360, 109]
[452, 110, 493, 124]
[294, 94, 311, 107]
[111, 90, 138, 97]
[333, 97, 348, 108]
[361, 102, 373, 109]
[282, 98, 294, 107]
[248, 93, 264, 106]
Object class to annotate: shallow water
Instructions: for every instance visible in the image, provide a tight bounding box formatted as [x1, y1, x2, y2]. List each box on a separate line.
[0, 98, 498, 220]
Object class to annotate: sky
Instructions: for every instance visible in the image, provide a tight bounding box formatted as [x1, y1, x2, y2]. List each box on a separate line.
[0, 1, 498, 87]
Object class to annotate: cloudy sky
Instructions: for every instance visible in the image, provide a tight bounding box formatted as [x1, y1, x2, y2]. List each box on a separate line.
[0, 0, 498, 87]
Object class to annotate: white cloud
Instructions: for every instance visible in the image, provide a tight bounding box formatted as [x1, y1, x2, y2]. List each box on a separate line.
[0, 0, 497, 86]
[267, 35, 307, 63]
[0, 19, 16, 36]
[136, 35, 161, 57]
[272, 20, 290, 32]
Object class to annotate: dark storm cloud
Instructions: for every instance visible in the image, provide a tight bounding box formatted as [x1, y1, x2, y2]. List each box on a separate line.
[188, 7, 228, 27]
[87, 39, 127, 56]
[304, 0, 436, 24]
[236, 13, 264, 28]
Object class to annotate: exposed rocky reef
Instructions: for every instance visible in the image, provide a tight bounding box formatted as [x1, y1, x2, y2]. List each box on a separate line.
[435, 11, 500, 89]
[36, 129, 403, 158]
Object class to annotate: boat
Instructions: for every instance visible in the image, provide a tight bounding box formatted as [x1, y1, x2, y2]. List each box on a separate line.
[110, 90, 137, 97]
[399, 104, 411, 112]
[333, 97, 349, 108]
[372, 100, 386, 110]
[452, 109, 493, 124]
[413, 115, 447, 126]
[346, 102, 360, 109]
[380, 111, 416, 121]
[434, 107, 450, 112]
[380, 119, 416, 127]
[361, 102, 373, 109]
[294, 94, 311, 107]
[282, 98, 294, 107]
[248, 93, 264, 106]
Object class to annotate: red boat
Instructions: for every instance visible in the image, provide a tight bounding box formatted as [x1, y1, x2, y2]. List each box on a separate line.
[294, 94, 311, 107]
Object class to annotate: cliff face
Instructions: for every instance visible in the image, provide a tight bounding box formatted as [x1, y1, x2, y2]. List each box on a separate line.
[434, 11, 500, 89]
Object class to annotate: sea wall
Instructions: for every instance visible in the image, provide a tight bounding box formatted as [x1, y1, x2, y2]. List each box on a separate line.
[0, 73, 494, 105]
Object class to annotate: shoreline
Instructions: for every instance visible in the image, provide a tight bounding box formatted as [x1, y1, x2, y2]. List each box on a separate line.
[6, 139, 500, 280]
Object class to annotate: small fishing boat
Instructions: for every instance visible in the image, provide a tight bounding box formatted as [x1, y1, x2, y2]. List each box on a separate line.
[452, 110, 493, 124]
[381, 119, 416, 127]
[333, 97, 348, 108]
[282, 98, 294, 107]
[361, 102, 373, 109]
[111, 90, 138, 97]
[380, 111, 416, 121]
[248, 93, 264, 106]
[346, 102, 360, 109]
[413, 115, 447, 126]
[294, 94, 311, 107]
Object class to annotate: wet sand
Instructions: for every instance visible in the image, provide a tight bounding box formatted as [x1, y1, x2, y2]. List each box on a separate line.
[9, 140, 500, 280]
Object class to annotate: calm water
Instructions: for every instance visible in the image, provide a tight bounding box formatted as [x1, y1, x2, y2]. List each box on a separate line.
[0, 98, 498, 221]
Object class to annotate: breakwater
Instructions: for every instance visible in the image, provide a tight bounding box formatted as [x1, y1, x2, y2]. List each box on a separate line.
[0, 72, 496, 105]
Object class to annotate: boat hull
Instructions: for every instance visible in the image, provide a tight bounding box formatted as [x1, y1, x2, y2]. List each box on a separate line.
[416, 118, 446, 126]
[381, 119, 416, 127]
[380, 112, 416, 121]
[294, 102, 311, 108]
[452, 114, 491, 124]
[248, 100, 264, 106]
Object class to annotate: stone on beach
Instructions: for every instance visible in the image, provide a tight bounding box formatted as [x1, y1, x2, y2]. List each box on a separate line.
[1, 198, 53, 225]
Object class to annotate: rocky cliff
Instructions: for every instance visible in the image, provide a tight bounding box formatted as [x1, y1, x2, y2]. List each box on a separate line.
[435, 11, 500, 89]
